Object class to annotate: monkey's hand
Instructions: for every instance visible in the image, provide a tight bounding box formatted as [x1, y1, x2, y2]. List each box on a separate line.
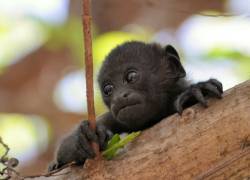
[48, 121, 113, 172]
[174, 79, 223, 114]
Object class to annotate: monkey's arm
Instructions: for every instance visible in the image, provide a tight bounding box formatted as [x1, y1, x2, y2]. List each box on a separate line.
[174, 79, 223, 114]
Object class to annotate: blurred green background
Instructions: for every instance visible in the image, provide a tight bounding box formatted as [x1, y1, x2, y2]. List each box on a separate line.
[0, 0, 249, 175]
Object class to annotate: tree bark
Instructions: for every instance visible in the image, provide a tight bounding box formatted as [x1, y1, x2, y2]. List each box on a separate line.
[31, 80, 250, 179]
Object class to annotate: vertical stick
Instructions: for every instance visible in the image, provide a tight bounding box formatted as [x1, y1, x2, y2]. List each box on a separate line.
[82, 0, 100, 156]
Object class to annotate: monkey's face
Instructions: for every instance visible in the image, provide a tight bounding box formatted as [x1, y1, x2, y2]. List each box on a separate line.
[99, 66, 163, 130]
[98, 41, 186, 130]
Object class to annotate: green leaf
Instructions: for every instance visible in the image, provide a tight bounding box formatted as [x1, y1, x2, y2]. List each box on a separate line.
[106, 134, 120, 149]
[102, 131, 141, 160]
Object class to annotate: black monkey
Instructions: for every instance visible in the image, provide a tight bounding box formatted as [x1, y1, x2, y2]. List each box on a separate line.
[48, 41, 223, 171]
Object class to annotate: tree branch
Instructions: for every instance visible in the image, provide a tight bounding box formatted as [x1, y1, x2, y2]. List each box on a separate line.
[25, 80, 250, 179]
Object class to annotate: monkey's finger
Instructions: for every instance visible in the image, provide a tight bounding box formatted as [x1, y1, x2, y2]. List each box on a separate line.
[80, 121, 98, 143]
[174, 98, 183, 115]
[48, 162, 59, 172]
[202, 83, 222, 99]
[75, 143, 94, 160]
[209, 79, 223, 93]
[76, 143, 95, 159]
[192, 88, 207, 107]
[77, 132, 95, 158]
[103, 129, 114, 150]
[106, 129, 113, 140]
[96, 126, 107, 150]
[174, 91, 190, 114]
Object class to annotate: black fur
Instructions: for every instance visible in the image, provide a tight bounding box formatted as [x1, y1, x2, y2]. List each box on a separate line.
[48, 41, 223, 171]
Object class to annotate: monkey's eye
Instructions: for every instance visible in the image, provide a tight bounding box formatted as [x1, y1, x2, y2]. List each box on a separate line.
[125, 71, 138, 83]
[103, 84, 114, 96]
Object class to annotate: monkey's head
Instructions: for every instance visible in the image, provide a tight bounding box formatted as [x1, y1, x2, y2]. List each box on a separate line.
[98, 41, 186, 130]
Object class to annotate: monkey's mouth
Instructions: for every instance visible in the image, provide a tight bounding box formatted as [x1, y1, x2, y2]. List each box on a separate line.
[119, 103, 140, 111]
[116, 103, 141, 117]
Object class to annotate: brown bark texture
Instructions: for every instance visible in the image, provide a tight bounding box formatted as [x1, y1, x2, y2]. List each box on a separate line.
[31, 80, 250, 180]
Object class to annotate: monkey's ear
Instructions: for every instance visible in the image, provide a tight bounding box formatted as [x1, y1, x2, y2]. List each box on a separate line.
[164, 45, 186, 78]
[165, 45, 180, 59]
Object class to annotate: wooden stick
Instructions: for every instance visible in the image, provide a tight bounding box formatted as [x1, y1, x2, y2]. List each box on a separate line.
[82, 0, 100, 156]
